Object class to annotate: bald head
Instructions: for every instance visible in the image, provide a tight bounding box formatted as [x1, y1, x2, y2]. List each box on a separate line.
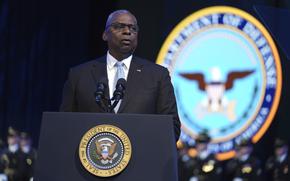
[105, 10, 137, 30]
[102, 10, 138, 61]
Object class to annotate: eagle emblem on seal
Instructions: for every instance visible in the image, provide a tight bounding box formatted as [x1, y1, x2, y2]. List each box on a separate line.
[180, 67, 255, 121]
[95, 137, 118, 164]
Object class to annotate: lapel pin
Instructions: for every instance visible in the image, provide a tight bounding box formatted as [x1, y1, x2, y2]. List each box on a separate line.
[136, 69, 141, 72]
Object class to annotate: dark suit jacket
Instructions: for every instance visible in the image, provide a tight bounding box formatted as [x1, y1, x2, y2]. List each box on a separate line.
[60, 56, 180, 139]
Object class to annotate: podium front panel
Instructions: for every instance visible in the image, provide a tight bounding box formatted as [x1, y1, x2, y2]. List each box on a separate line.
[34, 112, 178, 181]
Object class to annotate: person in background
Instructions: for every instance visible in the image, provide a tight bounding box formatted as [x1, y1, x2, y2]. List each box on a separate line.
[225, 139, 262, 181]
[0, 138, 6, 180]
[177, 140, 191, 181]
[0, 127, 25, 181]
[185, 131, 222, 181]
[265, 138, 289, 181]
[20, 132, 37, 181]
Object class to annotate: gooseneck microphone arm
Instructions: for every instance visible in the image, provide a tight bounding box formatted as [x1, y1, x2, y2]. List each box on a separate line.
[109, 78, 126, 113]
[94, 77, 110, 112]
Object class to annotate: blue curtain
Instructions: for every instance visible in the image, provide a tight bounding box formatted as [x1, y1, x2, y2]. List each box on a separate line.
[0, 0, 289, 149]
[0, 0, 116, 142]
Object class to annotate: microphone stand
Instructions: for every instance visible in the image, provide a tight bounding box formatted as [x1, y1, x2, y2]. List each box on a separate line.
[95, 81, 110, 112]
[109, 78, 126, 113]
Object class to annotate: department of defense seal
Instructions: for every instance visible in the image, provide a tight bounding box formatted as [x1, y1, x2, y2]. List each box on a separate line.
[79, 125, 132, 177]
[157, 6, 282, 160]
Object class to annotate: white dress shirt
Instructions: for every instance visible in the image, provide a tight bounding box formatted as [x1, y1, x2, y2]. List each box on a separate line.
[106, 51, 132, 99]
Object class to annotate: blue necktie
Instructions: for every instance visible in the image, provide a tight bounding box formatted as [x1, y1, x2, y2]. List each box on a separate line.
[113, 62, 125, 112]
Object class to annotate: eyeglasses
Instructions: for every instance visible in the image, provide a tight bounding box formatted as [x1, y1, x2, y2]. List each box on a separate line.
[107, 23, 139, 33]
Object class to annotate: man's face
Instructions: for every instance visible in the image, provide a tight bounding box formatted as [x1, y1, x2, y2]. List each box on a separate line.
[275, 146, 288, 156]
[103, 13, 138, 58]
[20, 139, 31, 148]
[7, 136, 18, 145]
[196, 142, 207, 152]
[237, 146, 252, 156]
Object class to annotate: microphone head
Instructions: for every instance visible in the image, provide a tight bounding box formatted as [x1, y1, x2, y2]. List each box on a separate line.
[97, 77, 108, 90]
[116, 78, 126, 89]
[95, 77, 107, 100]
[112, 78, 126, 101]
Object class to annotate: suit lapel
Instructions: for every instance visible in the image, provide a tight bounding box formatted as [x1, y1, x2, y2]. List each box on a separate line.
[118, 57, 143, 113]
[90, 56, 110, 110]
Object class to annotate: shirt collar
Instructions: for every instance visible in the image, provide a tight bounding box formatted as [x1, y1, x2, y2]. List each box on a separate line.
[277, 153, 287, 162]
[239, 154, 250, 161]
[8, 144, 19, 153]
[106, 51, 132, 70]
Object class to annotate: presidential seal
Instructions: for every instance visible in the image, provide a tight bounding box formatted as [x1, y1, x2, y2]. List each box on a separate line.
[79, 125, 132, 177]
[157, 6, 282, 160]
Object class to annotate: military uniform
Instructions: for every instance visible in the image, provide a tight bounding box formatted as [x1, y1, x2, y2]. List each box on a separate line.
[0, 148, 26, 181]
[177, 140, 191, 181]
[226, 140, 262, 181]
[21, 148, 36, 181]
[20, 132, 37, 181]
[0, 127, 26, 181]
[185, 131, 222, 181]
[186, 153, 222, 181]
[265, 154, 290, 181]
[265, 138, 289, 181]
[226, 155, 262, 181]
[178, 146, 191, 181]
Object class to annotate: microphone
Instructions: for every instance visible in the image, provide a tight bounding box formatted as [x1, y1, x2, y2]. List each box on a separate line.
[94, 77, 108, 111]
[112, 78, 126, 101]
[109, 78, 126, 112]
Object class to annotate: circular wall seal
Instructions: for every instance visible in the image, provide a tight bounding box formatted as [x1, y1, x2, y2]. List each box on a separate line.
[157, 6, 282, 160]
[79, 124, 132, 177]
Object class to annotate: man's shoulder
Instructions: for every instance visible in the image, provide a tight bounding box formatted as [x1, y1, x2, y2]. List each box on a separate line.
[133, 56, 168, 72]
[70, 56, 106, 72]
[69, 55, 169, 74]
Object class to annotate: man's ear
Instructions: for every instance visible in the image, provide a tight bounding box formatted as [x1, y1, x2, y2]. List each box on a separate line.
[102, 31, 107, 41]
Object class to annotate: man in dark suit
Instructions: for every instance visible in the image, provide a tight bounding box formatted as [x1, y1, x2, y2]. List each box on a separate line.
[60, 10, 180, 139]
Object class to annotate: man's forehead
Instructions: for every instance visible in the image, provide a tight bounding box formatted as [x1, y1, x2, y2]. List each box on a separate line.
[110, 13, 137, 24]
